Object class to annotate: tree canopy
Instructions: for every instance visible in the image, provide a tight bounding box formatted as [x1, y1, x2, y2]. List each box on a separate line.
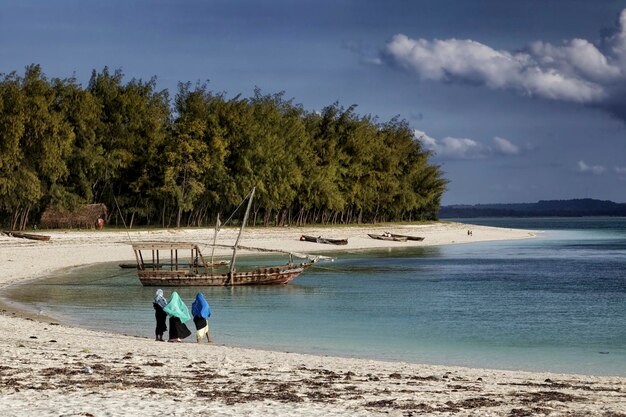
[0, 65, 447, 229]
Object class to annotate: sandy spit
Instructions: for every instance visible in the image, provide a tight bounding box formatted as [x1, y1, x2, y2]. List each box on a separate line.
[0, 223, 624, 416]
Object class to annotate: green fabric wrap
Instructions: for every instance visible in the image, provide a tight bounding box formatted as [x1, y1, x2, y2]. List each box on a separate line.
[163, 291, 191, 322]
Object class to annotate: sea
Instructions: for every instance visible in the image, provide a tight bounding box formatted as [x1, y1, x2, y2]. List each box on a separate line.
[4, 217, 626, 376]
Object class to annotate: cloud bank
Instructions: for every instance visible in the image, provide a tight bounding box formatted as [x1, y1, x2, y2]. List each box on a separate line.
[415, 130, 520, 160]
[382, 9, 626, 121]
[577, 160, 606, 175]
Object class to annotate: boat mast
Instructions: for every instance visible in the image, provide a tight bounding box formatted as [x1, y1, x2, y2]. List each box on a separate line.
[227, 187, 255, 285]
[210, 212, 220, 265]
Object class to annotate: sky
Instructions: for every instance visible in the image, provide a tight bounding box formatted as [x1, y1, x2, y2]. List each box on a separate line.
[1, 0, 625, 205]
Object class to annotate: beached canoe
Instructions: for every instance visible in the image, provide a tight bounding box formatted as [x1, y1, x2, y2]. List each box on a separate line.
[300, 235, 348, 245]
[389, 233, 425, 242]
[1, 231, 51, 241]
[367, 233, 408, 242]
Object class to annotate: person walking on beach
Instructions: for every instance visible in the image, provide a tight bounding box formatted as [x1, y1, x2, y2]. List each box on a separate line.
[153, 289, 168, 341]
[191, 292, 212, 343]
[163, 291, 192, 342]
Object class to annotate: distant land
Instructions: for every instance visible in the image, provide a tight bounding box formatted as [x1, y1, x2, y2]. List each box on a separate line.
[438, 199, 626, 218]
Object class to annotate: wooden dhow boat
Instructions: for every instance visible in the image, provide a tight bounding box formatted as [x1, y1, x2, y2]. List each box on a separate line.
[131, 242, 312, 286]
[130, 188, 315, 286]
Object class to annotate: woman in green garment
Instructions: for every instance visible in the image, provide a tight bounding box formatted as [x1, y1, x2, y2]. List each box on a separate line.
[163, 291, 192, 342]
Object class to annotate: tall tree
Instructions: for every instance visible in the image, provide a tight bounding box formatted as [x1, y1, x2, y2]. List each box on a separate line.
[0, 71, 29, 229]
[89, 68, 170, 227]
[164, 83, 219, 227]
[14, 65, 74, 229]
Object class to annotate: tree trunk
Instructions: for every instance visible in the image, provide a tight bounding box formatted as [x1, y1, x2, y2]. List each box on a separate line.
[23, 206, 30, 230]
[298, 207, 305, 226]
[176, 207, 182, 228]
[11, 206, 20, 230]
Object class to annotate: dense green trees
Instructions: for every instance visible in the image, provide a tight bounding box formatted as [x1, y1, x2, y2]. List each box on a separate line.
[0, 66, 447, 229]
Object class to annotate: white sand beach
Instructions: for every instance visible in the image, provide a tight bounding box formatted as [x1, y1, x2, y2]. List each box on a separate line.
[1, 223, 625, 416]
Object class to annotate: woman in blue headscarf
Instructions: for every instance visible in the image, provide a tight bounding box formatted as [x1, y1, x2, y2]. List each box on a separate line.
[191, 292, 212, 343]
[153, 289, 167, 341]
[163, 291, 192, 342]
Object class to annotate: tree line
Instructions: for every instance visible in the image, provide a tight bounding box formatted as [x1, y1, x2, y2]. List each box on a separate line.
[0, 65, 447, 230]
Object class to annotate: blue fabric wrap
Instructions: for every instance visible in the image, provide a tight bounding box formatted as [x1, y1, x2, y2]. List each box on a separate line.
[191, 293, 211, 319]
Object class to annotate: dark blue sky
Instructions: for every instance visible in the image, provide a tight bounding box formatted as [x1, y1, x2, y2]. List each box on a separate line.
[1, 0, 625, 204]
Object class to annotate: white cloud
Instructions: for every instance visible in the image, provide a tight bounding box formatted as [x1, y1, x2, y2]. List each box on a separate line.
[415, 129, 485, 159]
[413, 129, 439, 149]
[414, 130, 522, 160]
[437, 136, 486, 159]
[492, 136, 520, 155]
[577, 160, 606, 175]
[382, 9, 626, 117]
[529, 39, 621, 83]
[615, 166, 626, 175]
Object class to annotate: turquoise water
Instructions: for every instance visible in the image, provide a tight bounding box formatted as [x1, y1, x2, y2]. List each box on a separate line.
[5, 217, 626, 376]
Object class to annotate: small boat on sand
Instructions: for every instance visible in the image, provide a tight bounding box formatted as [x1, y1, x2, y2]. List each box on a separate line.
[1, 230, 51, 241]
[389, 233, 425, 242]
[367, 233, 407, 242]
[300, 235, 348, 245]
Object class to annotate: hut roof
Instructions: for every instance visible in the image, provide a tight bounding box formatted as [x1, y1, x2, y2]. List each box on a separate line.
[40, 203, 108, 229]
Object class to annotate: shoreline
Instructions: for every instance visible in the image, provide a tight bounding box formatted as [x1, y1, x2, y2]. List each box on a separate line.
[1, 223, 625, 416]
[0, 221, 529, 324]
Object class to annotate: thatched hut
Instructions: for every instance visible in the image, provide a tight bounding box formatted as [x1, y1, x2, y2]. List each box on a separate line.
[40, 204, 108, 229]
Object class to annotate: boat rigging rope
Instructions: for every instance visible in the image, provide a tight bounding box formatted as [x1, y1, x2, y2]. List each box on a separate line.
[201, 188, 335, 264]
[219, 188, 255, 230]
[111, 191, 134, 246]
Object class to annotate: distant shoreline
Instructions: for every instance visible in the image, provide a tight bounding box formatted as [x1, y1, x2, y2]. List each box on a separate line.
[439, 198, 626, 218]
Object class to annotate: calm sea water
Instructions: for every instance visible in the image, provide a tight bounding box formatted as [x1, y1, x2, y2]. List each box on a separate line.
[5, 217, 626, 376]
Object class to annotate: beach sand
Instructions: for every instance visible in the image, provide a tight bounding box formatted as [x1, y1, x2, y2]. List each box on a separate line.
[0, 223, 624, 416]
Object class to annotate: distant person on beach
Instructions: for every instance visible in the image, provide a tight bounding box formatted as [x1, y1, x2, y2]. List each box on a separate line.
[191, 292, 212, 343]
[163, 291, 192, 342]
[153, 289, 168, 341]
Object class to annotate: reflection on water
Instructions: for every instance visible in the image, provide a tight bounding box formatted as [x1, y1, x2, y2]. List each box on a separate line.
[4, 219, 626, 376]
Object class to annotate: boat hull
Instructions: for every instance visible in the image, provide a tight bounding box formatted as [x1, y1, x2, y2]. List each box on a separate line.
[367, 233, 407, 242]
[300, 235, 348, 245]
[2, 231, 51, 241]
[137, 263, 310, 286]
[390, 234, 425, 241]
